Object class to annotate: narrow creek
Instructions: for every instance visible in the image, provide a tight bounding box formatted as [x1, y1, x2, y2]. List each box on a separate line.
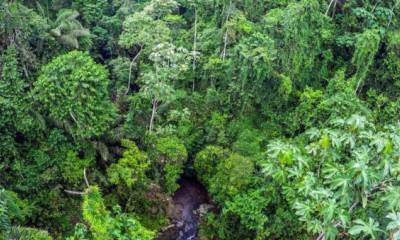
[159, 178, 209, 240]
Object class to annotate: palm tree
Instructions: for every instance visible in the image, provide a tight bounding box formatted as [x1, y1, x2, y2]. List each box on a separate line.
[50, 9, 90, 49]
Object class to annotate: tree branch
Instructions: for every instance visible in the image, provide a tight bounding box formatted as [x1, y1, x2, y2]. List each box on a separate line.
[64, 190, 84, 196]
[221, 1, 232, 60]
[325, 0, 335, 16]
[125, 46, 143, 95]
[349, 202, 358, 213]
[192, 7, 198, 91]
[84, 168, 90, 187]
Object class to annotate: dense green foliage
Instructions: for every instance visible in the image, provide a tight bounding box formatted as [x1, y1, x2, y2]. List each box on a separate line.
[2, 0, 400, 239]
[34, 51, 116, 139]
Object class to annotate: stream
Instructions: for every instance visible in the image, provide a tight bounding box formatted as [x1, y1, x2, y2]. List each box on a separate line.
[159, 178, 209, 240]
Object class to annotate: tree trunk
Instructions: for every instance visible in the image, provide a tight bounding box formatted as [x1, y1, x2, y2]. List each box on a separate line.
[149, 98, 158, 133]
[221, 0, 232, 60]
[192, 7, 198, 91]
[126, 46, 142, 95]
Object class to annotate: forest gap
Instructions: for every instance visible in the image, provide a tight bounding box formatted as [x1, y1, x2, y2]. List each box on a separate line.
[166, 178, 209, 240]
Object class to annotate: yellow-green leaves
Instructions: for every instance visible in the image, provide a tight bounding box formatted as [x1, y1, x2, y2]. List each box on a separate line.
[83, 186, 111, 240]
[82, 186, 155, 240]
[107, 140, 150, 188]
[154, 136, 187, 193]
[319, 134, 331, 149]
[62, 150, 93, 186]
[278, 150, 294, 166]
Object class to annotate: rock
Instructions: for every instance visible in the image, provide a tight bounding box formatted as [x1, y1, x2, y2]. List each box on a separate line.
[195, 204, 214, 218]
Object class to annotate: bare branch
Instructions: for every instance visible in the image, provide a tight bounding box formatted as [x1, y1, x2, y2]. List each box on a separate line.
[149, 98, 158, 133]
[161, 224, 175, 232]
[221, 1, 232, 60]
[316, 232, 325, 240]
[325, 0, 335, 16]
[84, 168, 90, 187]
[64, 190, 84, 196]
[126, 46, 143, 95]
[349, 202, 358, 213]
[332, 0, 338, 17]
[69, 111, 78, 124]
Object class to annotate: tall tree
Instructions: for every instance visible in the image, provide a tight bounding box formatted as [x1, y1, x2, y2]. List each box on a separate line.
[34, 51, 116, 139]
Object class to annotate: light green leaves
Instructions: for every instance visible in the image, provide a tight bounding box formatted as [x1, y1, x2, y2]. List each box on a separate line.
[82, 186, 113, 239]
[263, 113, 400, 239]
[136, 43, 190, 132]
[382, 187, 400, 211]
[50, 9, 91, 49]
[387, 212, 400, 239]
[119, 12, 171, 50]
[143, 0, 179, 19]
[349, 218, 383, 240]
[387, 212, 400, 230]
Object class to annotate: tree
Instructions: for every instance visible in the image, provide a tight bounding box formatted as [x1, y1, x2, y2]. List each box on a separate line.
[209, 153, 254, 203]
[34, 51, 116, 139]
[107, 139, 150, 188]
[194, 146, 227, 186]
[154, 136, 188, 193]
[222, 190, 269, 239]
[119, 12, 171, 51]
[263, 114, 400, 239]
[231, 31, 277, 112]
[82, 186, 155, 240]
[137, 43, 190, 132]
[264, 0, 333, 87]
[0, 1, 49, 73]
[143, 0, 179, 19]
[0, 189, 52, 240]
[352, 29, 381, 93]
[0, 44, 39, 176]
[72, 0, 109, 26]
[0, 45, 24, 162]
[50, 9, 91, 49]
[118, 0, 178, 97]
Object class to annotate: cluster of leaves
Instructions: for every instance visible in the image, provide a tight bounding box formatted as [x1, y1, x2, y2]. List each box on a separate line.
[34, 51, 116, 139]
[263, 113, 400, 239]
[82, 186, 155, 240]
